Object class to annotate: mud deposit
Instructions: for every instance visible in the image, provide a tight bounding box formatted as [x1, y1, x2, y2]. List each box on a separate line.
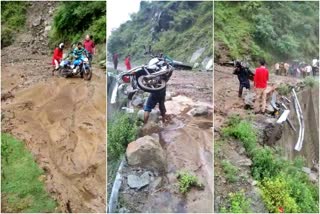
[2, 59, 106, 212]
[116, 71, 213, 213]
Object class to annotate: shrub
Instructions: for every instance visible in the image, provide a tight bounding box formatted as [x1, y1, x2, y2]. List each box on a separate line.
[221, 160, 238, 183]
[251, 148, 285, 180]
[222, 118, 257, 155]
[176, 171, 203, 194]
[277, 83, 291, 96]
[303, 76, 319, 88]
[107, 112, 138, 160]
[260, 175, 300, 213]
[220, 191, 251, 213]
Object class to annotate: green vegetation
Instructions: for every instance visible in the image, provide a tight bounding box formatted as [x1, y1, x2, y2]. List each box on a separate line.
[220, 191, 251, 213]
[1, 1, 28, 47]
[221, 160, 238, 183]
[303, 76, 319, 88]
[1, 133, 57, 212]
[215, 1, 319, 64]
[107, 112, 139, 160]
[277, 83, 291, 96]
[108, 1, 212, 63]
[222, 116, 319, 213]
[49, 1, 106, 46]
[176, 171, 204, 194]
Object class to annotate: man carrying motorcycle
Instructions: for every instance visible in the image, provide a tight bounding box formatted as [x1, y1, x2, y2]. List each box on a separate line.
[143, 65, 173, 124]
[72, 42, 89, 74]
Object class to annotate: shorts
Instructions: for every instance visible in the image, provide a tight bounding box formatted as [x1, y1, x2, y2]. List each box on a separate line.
[144, 89, 166, 113]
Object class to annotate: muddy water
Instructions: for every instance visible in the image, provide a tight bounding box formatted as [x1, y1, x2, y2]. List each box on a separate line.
[2, 73, 106, 212]
[278, 88, 319, 168]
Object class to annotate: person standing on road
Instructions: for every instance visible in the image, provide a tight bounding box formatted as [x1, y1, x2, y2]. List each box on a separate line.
[254, 59, 269, 114]
[113, 52, 119, 70]
[233, 61, 254, 98]
[83, 34, 95, 63]
[52, 43, 64, 76]
[125, 55, 131, 70]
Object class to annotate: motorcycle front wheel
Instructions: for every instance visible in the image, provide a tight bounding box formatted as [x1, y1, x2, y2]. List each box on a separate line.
[137, 75, 166, 92]
[83, 67, 92, 81]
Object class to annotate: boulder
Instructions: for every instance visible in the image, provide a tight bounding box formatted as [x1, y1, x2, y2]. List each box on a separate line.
[205, 58, 213, 71]
[266, 104, 275, 114]
[127, 172, 150, 190]
[244, 92, 255, 108]
[131, 96, 144, 107]
[190, 106, 208, 116]
[126, 135, 166, 173]
[141, 122, 161, 136]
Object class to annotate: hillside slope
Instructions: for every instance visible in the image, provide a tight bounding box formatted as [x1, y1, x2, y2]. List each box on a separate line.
[214, 1, 319, 64]
[108, 1, 213, 66]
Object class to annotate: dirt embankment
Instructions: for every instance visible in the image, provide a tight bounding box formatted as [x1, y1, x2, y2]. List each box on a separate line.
[1, 2, 106, 213]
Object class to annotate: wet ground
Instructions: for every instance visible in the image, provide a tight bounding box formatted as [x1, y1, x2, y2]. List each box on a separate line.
[1, 50, 106, 212]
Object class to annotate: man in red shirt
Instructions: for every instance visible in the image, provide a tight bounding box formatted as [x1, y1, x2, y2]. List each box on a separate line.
[83, 34, 95, 62]
[254, 59, 269, 114]
[125, 55, 131, 70]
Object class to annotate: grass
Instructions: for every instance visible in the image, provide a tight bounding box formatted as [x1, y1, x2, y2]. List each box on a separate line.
[277, 83, 291, 96]
[1, 133, 57, 212]
[176, 171, 204, 194]
[220, 191, 252, 213]
[107, 112, 139, 160]
[303, 76, 319, 88]
[221, 160, 238, 183]
[220, 115, 319, 213]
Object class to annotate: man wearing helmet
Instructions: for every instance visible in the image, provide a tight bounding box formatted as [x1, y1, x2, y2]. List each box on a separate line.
[233, 60, 254, 98]
[52, 43, 64, 75]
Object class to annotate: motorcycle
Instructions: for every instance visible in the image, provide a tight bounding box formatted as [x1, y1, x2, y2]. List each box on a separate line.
[59, 56, 92, 81]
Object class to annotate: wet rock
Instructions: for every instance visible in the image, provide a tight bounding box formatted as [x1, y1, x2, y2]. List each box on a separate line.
[193, 62, 200, 69]
[127, 171, 150, 189]
[126, 135, 166, 173]
[206, 58, 213, 71]
[137, 109, 160, 123]
[141, 122, 161, 136]
[263, 122, 283, 146]
[131, 96, 144, 107]
[165, 92, 172, 101]
[32, 17, 42, 27]
[190, 47, 205, 64]
[244, 92, 255, 108]
[118, 207, 130, 213]
[1, 91, 14, 101]
[150, 177, 163, 190]
[190, 106, 208, 116]
[237, 158, 252, 166]
[266, 104, 274, 113]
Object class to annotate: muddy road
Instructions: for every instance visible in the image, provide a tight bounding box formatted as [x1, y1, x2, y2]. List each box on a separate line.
[1, 49, 106, 212]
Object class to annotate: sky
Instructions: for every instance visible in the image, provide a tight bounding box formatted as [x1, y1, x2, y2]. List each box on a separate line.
[107, 0, 142, 37]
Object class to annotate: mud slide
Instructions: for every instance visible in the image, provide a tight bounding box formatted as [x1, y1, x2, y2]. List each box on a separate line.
[2, 60, 106, 212]
[117, 71, 213, 212]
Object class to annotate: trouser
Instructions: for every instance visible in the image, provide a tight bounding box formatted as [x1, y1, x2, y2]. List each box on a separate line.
[254, 88, 267, 113]
[238, 84, 250, 98]
[54, 59, 59, 69]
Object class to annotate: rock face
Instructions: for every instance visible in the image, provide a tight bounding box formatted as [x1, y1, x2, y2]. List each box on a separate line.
[126, 135, 166, 173]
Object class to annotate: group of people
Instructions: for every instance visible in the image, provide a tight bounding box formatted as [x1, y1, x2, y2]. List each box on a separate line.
[274, 59, 319, 78]
[112, 53, 131, 71]
[51, 34, 95, 75]
[233, 59, 269, 114]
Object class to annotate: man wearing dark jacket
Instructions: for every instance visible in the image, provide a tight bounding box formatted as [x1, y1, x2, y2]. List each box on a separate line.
[233, 61, 254, 97]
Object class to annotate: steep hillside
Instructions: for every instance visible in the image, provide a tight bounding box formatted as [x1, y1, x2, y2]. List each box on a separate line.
[214, 1, 319, 64]
[108, 1, 213, 65]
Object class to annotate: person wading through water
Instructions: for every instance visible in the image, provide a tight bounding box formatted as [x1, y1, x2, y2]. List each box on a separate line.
[233, 61, 254, 98]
